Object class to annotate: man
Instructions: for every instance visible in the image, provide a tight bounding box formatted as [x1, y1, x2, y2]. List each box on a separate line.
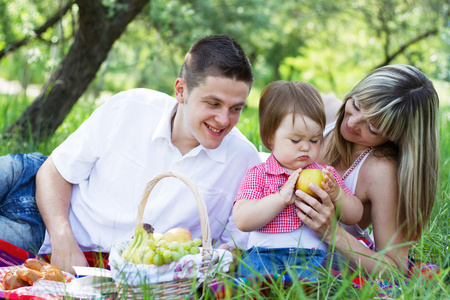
[34, 34, 261, 273]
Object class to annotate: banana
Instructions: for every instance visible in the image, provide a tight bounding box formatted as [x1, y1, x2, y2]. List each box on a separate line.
[121, 226, 142, 261]
[131, 230, 149, 264]
[122, 223, 155, 263]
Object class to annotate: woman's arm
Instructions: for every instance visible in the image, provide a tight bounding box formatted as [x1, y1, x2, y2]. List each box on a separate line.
[358, 157, 410, 273]
[233, 169, 300, 232]
[35, 155, 89, 273]
[333, 189, 364, 225]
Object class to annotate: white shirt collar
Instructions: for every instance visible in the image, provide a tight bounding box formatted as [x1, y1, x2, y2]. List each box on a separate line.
[152, 101, 227, 164]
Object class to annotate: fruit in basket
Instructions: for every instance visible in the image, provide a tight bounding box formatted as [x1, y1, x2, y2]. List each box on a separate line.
[168, 241, 180, 251]
[161, 228, 192, 243]
[153, 232, 163, 242]
[189, 247, 200, 255]
[122, 224, 202, 266]
[121, 223, 155, 263]
[295, 169, 325, 199]
[172, 251, 182, 261]
[142, 249, 156, 264]
[182, 241, 193, 250]
[153, 254, 164, 266]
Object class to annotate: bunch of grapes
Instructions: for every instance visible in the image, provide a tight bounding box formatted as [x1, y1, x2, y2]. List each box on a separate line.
[145, 238, 202, 266]
[121, 224, 203, 266]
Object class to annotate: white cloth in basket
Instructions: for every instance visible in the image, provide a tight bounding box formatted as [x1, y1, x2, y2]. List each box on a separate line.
[109, 240, 233, 285]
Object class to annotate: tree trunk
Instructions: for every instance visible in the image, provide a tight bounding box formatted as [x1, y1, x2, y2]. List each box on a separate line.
[3, 0, 149, 144]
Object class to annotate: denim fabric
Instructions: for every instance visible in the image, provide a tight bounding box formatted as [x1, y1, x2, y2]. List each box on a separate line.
[0, 153, 48, 254]
[238, 247, 327, 280]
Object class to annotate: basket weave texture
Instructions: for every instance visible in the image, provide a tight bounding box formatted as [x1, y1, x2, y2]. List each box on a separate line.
[112, 171, 214, 299]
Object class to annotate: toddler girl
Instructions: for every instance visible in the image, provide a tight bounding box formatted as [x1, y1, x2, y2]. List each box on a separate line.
[233, 81, 363, 279]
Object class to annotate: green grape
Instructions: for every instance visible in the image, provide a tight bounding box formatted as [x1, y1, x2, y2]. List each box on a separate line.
[182, 241, 193, 250]
[163, 249, 172, 259]
[192, 238, 202, 247]
[172, 251, 182, 261]
[143, 249, 155, 264]
[163, 256, 173, 264]
[178, 248, 186, 257]
[153, 253, 163, 266]
[156, 247, 165, 255]
[168, 241, 180, 251]
[189, 246, 200, 255]
[147, 240, 156, 250]
[157, 240, 168, 248]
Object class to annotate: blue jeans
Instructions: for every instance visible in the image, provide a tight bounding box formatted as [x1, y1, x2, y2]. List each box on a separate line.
[0, 153, 48, 254]
[238, 247, 327, 281]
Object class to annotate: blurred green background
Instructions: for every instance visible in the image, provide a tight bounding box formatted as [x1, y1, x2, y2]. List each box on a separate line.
[0, 0, 448, 152]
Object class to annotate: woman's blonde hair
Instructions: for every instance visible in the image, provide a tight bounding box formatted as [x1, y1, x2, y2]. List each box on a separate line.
[259, 81, 325, 151]
[327, 64, 439, 241]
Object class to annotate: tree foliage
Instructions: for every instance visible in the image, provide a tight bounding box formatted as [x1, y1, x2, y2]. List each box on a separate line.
[1, 0, 149, 144]
[0, 0, 448, 146]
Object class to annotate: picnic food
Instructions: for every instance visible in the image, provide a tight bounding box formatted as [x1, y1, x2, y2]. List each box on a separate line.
[121, 223, 202, 266]
[3, 269, 29, 290]
[3, 258, 65, 290]
[295, 169, 325, 199]
[161, 227, 192, 243]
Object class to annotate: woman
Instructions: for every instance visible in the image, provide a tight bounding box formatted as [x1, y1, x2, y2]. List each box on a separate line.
[295, 64, 439, 275]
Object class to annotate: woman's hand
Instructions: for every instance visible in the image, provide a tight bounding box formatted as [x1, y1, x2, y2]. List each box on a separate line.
[294, 182, 338, 244]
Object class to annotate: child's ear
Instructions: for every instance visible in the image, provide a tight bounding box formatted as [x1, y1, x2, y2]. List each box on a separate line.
[174, 78, 186, 104]
[267, 135, 274, 150]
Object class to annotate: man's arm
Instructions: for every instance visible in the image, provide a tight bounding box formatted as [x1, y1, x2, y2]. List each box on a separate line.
[35, 155, 88, 273]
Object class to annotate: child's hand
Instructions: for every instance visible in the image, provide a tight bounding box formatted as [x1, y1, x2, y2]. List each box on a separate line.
[322, 167, 340, 202]
[279, 168, 302, 206]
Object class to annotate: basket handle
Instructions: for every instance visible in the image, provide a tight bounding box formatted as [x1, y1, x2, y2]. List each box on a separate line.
[136, 171, 212, 252]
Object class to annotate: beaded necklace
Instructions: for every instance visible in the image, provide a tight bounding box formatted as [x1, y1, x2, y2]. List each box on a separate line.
[342, 147, 373, 180]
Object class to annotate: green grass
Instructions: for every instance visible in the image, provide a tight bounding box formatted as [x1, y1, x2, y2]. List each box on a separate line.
[1, 94, 449, 298]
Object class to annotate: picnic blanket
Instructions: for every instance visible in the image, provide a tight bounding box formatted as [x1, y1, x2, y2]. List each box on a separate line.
[0, 239, 442, 299]
[0, 239, 109, 299]
[0, 239, 109, 269]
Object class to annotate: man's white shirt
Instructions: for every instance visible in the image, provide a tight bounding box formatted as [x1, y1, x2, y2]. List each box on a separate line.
[39, 88, 260, 254]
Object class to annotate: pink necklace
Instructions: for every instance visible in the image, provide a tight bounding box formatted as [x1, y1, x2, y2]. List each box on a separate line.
[342, 147, 373, 180]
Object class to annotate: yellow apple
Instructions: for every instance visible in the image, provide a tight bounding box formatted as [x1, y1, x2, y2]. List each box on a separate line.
[161, 228, 192, 243]
[152, 232, 163, 242]
[295, 169, 325, 199]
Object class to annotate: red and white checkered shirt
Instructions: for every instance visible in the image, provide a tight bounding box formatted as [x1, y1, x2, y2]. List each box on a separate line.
[234, 153, 353, 233]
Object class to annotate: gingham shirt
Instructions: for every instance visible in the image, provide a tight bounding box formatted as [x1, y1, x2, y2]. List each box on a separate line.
[235, 153, 353, 233]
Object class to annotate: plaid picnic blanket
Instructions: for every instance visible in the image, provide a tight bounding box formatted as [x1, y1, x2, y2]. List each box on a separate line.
[0, 239, 37, 268]
[0, 239, 109, 269]
[0, 239, 108, 299]
[1, 239, 442, 299]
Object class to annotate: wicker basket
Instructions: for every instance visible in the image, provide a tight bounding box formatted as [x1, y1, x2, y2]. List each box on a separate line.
[115, 171, 213, 299]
